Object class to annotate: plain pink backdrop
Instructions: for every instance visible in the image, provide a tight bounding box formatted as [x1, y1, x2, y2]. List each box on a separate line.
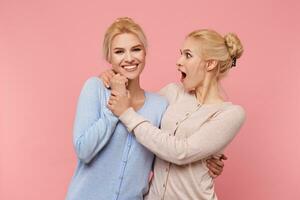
[1, 0, 299, 199]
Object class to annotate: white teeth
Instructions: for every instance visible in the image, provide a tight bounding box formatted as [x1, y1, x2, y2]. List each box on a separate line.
[123, 65, 138, 71]
[124, 65, 136, 69]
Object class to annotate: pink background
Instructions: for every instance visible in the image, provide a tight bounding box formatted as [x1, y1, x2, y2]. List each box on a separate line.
[1, 0, 299, 199]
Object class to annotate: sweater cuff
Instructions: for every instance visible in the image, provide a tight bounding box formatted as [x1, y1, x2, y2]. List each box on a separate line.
[119, 107, 148, 132]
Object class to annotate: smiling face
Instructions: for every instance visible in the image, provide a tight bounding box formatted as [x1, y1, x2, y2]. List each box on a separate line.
[110, 33, 146, 80]
[176, 37, 207, 91]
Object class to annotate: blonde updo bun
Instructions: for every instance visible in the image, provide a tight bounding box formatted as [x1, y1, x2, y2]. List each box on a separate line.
[187, 29, 244, 79]
[224, 33, 243, 59]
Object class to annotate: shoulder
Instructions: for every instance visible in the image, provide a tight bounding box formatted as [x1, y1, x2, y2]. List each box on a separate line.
[78, 77, 109, 100]
[80, 77, 108, 94]
[220, 103, 246, 124]
[160, 82, 183, 93]
[224, 104, 245, 116]
[158, 82, 184, 103]
[82, 77, 105, 90]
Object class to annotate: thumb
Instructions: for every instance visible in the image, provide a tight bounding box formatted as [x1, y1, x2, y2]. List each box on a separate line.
[220, 154, 228, 160]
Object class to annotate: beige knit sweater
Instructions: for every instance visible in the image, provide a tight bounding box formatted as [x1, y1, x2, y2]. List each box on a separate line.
[119, 83, 246, 200]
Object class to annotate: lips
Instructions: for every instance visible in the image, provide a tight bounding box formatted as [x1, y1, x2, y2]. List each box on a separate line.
[122, 64, 138, 72]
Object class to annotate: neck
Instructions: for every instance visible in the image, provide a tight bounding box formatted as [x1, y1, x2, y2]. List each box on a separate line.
[195, 74, 224, 105]
[127, 77, 144, 99]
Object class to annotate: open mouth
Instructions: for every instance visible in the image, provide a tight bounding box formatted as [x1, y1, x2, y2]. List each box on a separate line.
[122, 64, 138, 72]
[181, 71, 187, 81]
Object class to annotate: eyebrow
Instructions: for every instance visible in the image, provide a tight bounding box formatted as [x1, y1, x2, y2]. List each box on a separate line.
[131, 44, 143, 48]
[182, 49, 192, 53]
[113, 44, 143, 50]
[113, 46, 125, 50]
[180, 49, 192, 54]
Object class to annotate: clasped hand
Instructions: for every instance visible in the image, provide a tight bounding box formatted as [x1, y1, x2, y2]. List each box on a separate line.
[107, 74, 131, 117]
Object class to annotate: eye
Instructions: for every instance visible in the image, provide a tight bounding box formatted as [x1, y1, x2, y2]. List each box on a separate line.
[132, 48, 142, 52]
[114, 50, 124, 54]
[185, 52, 192, 59]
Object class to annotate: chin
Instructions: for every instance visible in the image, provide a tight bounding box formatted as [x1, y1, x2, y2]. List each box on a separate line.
[182, 82, 196, 93]
[123, 73, 140, 80]
[124, 70, 143, 79]
[184, 87, 194, 93]
[182, 84, 191, 92]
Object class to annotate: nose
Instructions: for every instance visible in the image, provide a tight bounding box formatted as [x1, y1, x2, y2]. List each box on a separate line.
[176, 57, 183, 69]
[124, 52, 133, 62]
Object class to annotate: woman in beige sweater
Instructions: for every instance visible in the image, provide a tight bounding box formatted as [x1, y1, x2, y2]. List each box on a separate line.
[107, 29, 245, 200]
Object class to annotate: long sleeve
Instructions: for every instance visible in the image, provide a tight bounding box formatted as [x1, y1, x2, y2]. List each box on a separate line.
[73, 78, 118, 164]
[119, 106, 245, 165]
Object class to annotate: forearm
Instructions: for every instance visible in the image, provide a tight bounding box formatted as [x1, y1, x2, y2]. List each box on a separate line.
[119, 107, 245, 165]
[74, 113, 118, 163]
[119, 108, 190, 165]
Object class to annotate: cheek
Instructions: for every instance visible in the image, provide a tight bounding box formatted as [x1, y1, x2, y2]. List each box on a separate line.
[187, 60, 200, 74]
[134, 52, 146, 62]
[110, 55, 123, 66]
[194, 68, 205, 83]
[110, 56, 122, 71]
[196, 66, 205, 76]
[187, 62, 205, 82]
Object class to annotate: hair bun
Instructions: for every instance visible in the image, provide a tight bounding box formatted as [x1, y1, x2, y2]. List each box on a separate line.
[224, 33, 243, 59]
[115, 17, 134, 23]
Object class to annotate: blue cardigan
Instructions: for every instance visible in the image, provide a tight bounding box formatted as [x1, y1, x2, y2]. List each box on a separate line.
[66, 77, 167, 200]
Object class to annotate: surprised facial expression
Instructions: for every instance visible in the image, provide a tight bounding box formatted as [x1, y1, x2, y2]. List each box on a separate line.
[176, 37, 207, 91]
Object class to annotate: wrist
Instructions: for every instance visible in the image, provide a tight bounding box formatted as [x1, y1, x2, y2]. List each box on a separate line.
[119, 106, 132, 117]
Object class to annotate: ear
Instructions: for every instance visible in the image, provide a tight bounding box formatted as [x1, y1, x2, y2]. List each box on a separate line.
[206, 60, 218, 71]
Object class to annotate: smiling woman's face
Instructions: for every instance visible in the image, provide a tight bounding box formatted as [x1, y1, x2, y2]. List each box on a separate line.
[110, 33, 146, 80]
[176, 37, 207, 91]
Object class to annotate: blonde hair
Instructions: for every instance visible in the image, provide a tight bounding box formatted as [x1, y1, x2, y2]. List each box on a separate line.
[102, 17, 147, 62]
[187, 29, 243, 79]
